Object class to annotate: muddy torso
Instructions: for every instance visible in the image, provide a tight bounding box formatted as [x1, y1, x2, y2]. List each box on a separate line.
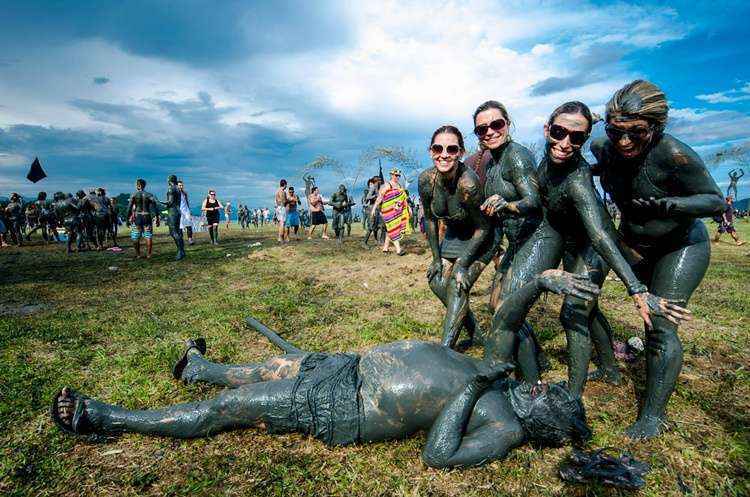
[357, 341, 515, 441]
[594, 134, 702, 242]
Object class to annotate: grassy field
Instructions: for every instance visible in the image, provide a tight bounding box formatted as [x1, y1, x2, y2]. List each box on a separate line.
[1, 220, 748, 497]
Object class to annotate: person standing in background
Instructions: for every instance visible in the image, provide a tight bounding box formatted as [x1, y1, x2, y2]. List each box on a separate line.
[275, 180, 288, 242]
[224, 201, 232, 230]
[202, 190, 223, 245]
[177, 181, 194, 245]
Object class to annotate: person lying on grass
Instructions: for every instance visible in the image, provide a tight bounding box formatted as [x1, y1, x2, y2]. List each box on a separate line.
[52, 270, 596, 469]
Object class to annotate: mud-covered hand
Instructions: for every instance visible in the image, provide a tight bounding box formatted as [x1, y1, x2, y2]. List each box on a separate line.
[538, 269, 601, 301]
[633, 292, 691, 328]
[480, 194, 508, 217]
[426, 259, 443, 281]
[452, 265, 470, 292]
[631, 196, 678, 217]
[471, 363, 515, 391]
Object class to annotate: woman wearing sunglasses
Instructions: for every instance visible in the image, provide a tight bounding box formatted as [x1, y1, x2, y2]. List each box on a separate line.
[471, 101, 543, 313]
[589, 80, 724, 439]
[418, 125, 493, 349]
[485, 101, 689, 400]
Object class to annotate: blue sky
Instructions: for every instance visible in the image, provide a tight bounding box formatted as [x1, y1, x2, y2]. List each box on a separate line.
[1, 0, 749, 204]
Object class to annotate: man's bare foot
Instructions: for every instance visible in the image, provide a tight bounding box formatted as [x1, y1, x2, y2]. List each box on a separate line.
[55, 387, 76, 429]
[51, 387, 95, 435]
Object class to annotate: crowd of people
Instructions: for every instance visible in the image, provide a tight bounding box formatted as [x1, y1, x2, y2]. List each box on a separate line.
[33, 78, 750, 469]
[0, 178, 279, 258]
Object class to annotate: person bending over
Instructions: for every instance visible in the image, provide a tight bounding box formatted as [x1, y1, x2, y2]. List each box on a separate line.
[590, 80, 725, 438]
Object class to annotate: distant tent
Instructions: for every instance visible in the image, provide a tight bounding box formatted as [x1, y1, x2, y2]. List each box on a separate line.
[26, 157, 47, 183]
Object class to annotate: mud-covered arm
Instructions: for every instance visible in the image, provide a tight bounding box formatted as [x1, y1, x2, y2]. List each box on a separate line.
[505, 149, 542, 216]
[422, 374, 515, 468]
[568, 175, 646, 295]
[418, 170, 440, 262]
[663, 148, 725, 217]
[456, 177, 490, 269]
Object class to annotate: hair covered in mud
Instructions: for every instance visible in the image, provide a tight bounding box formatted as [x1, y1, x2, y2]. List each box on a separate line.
[509, 381, 592, 447]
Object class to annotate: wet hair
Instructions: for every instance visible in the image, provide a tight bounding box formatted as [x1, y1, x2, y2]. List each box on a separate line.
[430, 125, 465, 152]
[168, 174, 178, 184]
[509, 381, 592, 447]
[606, 79, 668, 132]
[547, 101, 595, 133]
[136, 178, 146, 189]
[472, 100, 511, 126]
[280, 179, 287, 187]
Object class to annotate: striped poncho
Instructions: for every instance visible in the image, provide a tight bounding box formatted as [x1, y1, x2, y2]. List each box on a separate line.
[380, 185, 410, 241]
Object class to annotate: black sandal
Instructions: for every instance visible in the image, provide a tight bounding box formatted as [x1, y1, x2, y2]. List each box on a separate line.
[172, 338, 207, 380]
[50, 388, 95, 436]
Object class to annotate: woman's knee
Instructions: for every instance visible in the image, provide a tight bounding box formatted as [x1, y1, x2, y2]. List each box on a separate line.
[559, 297, 594, 336]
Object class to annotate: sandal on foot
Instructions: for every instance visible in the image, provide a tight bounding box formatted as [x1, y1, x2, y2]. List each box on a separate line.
[50, 388, 95, 436]
[172, 338, 207, 380]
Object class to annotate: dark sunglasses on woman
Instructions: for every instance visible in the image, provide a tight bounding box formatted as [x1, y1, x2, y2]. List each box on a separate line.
[430, 144, 461, 155]
[474, 118, 506, 137]
[605, 123, 652, 143]
[549, 124, 588, 146]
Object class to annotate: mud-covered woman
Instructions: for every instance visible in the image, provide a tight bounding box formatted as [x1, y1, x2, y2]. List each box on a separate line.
[51, 269, 597, 468]
[418, 125, 493, 349]
[588, 80, 724, 439]
[484, 101, 689, 399]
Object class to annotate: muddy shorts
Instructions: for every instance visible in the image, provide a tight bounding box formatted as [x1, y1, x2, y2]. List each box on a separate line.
[264, 353, 362, 447]
[131, 214, 153, 240]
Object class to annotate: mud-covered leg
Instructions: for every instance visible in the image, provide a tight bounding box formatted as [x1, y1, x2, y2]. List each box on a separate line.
[588, 307, 622, 384]
[627, 239, 709, 439]
[429, 262, 482, 346]
[178, 346, 305, 388]
[54, 381, 294, 438]
[440, 262, 485, 348]
[489, 222, 563, 368]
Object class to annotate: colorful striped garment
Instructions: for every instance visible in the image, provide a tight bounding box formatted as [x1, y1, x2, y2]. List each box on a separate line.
[381, 185, 410, 241]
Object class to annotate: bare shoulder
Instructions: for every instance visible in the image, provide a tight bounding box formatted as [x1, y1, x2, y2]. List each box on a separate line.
[655, 133, 703, 169]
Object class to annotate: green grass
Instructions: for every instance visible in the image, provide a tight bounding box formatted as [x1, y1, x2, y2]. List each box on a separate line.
[1, 221, 748, 496]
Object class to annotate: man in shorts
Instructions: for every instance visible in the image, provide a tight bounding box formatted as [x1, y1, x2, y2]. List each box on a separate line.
[127, 179, 160, 259]
[275, 179, 288, 242]
[714, 195, 745, 246]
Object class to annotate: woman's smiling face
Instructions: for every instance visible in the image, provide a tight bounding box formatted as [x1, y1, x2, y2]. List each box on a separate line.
[430, 132, 464, 174]
[474, 108, 509, 150]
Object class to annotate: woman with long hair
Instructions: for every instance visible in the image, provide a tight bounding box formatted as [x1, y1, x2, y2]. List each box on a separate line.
[418, 125, 493, 348]
[485, 101, 689, 400]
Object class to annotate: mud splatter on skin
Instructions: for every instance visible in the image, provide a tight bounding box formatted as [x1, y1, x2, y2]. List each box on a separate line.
[590, 130, 724, 438]
[419, 163, 491, 351]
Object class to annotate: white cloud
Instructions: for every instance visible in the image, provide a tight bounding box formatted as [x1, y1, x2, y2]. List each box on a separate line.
[696, 82, 750, 104]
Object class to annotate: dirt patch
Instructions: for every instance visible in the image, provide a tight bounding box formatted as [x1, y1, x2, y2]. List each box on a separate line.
[0, 303, 51, 317]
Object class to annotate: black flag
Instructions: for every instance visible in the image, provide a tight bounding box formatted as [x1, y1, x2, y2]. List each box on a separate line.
[26, 157, 47, 183]
[378, 159, 384, 183]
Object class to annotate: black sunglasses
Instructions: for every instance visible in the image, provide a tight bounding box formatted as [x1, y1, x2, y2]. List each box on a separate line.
[605, 123, 652, 143]
[430, 144, 461, 155]
[549, 124, 588, 146]
[474, 118, 506, 137]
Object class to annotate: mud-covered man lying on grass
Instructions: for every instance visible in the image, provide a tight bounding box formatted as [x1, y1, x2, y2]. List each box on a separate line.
[52, 270, 595, 469]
